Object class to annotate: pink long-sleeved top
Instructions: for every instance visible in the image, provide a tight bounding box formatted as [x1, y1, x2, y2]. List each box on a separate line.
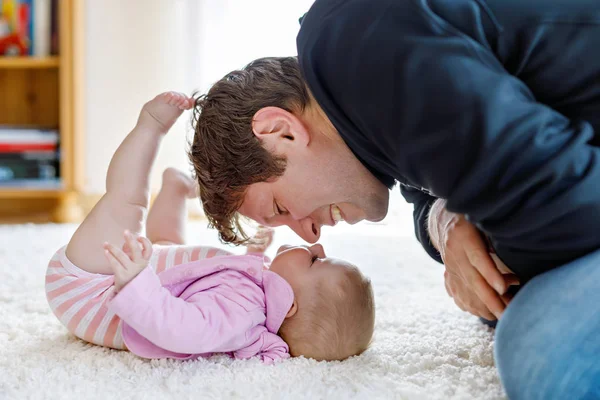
[107, 254, 294, 364]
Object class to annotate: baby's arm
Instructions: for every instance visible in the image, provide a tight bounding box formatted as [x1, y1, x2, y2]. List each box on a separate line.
[108, 272, 250, 355]
[234, 329, 290, 364]
[106, 238, 288, 361]
[105, 242, 251, 355]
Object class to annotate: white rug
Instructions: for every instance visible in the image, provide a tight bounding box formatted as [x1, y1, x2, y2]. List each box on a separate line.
[0, 220, 506, 400]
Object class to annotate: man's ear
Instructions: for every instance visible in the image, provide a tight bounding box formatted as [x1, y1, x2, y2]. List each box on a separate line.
[252, 107, 310, 153]
[285, 299, 298, 319]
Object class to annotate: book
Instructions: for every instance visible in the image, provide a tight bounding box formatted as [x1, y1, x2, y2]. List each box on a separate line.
[32, 0, 50, 56]
[17, 0, 32, 54]
[0, 178, 60, 188]
[0, 0, 31, 55]
[0, 127, 58, 152]
[0, 127, 59, 143]
[0, 126, 60, 186]
[0, 159, 57, 180]
[0, 149, 57, 161]
[50, 0, 57, 55]
[0, 143, 56, 151]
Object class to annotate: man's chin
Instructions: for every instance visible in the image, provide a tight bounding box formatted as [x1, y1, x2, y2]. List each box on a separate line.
[365, 208, 388, 223]
[369, 214, 386, 223]
[341, 201, 388, 224]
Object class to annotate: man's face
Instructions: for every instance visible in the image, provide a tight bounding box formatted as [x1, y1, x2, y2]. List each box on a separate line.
[239, 109, 390, 242]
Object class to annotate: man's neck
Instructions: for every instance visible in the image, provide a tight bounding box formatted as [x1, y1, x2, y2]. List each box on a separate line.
[303, 92, 343, 145]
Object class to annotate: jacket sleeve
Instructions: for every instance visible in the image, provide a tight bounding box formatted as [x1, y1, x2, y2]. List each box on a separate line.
[399, 185, 442, 263]
[108, 267, 248, 354]
[298, 0, 600, 280]
[233, 328, 290, 364]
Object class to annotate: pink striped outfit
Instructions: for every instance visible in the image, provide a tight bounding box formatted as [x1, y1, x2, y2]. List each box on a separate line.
[45, 244, 231, 350]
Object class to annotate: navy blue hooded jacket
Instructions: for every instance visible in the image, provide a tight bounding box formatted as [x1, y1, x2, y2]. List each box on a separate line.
[297, 0, 600, 282]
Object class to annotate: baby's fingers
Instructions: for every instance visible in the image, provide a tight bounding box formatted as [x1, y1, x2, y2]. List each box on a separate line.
[138, 236, 153, 260]
[104, 247, 124, 274]
[124, 230, 142, 261]
[103, 242, 132, 269]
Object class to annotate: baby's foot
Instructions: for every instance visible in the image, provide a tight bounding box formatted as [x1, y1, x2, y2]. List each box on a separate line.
[138, 92, 194, 134]
[161, 167, 198, 199]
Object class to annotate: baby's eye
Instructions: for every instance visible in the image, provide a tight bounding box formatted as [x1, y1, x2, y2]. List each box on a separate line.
[275, 202, 287, 215]
[311, 255, 318, 263]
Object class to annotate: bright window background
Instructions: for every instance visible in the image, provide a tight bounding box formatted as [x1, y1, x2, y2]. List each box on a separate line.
[187, 0, 317, 93]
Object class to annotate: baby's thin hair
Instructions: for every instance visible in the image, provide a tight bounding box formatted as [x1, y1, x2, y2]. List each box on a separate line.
[279, 267, 375, 361]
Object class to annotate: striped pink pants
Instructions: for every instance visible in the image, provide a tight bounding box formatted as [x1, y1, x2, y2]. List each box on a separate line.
[45, 244, 231, 349]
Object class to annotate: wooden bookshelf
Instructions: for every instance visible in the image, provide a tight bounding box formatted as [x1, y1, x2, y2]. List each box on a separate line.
[0, 0, 84, 222]
[0, 56, 60, 69]
[0, 188, 62, 199]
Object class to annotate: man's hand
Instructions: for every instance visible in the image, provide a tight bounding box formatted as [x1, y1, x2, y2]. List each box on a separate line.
[428, 199, 519, 320]
[103, 230, 153, 293]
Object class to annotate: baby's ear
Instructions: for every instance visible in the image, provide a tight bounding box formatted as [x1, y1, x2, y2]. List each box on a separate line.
[285, 300, 298, 319]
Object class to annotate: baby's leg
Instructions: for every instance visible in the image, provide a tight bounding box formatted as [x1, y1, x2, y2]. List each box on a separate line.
[146, 168, 197, 246]
[66, 92, 193, 274]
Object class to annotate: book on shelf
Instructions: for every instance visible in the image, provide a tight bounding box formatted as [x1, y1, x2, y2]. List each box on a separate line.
[0, 0, 58, 57]
[0, 178, 60, 188]
[0, 126, 60, 187]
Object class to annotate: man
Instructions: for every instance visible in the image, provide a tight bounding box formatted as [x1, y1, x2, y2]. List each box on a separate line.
[190, 0, 600, 397]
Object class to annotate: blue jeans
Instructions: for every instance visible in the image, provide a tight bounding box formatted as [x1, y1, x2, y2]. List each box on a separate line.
[494, 248, 600, 399]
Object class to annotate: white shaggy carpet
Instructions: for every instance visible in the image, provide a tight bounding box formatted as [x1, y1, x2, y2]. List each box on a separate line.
[0, 218, 506, 400]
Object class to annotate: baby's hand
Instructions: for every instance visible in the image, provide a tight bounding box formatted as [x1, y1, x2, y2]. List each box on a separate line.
[246, 225, 274, 255]
[103, 230, 153, 293]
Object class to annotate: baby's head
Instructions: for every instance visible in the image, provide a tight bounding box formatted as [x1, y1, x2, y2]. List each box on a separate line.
[269, 244, 375, 361]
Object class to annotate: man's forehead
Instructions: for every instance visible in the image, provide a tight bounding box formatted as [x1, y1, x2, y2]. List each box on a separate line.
[239, 183, 273, 224]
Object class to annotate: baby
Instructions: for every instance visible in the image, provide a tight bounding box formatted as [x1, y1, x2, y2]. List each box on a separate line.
[45, 92, 375, 363]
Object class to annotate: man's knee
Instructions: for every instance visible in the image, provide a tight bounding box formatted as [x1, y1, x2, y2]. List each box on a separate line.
[495, 307, 557, 400]
[495, 261, 600, 400]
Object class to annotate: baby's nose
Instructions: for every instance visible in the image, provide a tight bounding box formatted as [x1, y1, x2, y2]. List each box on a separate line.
[309, 243, 326, 258]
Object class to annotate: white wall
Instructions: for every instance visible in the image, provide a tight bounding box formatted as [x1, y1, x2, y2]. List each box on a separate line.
[84, 0, 192, 195]
[83, 0, 316, 195]
[190, 0, 317, 92]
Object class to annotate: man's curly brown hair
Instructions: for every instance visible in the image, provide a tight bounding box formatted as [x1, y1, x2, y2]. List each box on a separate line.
[189, 57, 310, 244]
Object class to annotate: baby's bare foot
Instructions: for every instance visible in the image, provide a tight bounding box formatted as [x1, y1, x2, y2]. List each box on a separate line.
[162, 167, 198, 199]
[138, 92, 194, 134]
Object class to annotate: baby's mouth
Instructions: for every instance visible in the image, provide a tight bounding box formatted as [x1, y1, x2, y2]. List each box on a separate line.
[331, 204, 344, 225]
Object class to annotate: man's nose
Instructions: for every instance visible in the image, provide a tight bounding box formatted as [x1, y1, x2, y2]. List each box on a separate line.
[288, 217, 320, 243]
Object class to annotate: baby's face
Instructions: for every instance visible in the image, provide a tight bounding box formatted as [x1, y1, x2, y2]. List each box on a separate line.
[269, 244, 358, 294]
